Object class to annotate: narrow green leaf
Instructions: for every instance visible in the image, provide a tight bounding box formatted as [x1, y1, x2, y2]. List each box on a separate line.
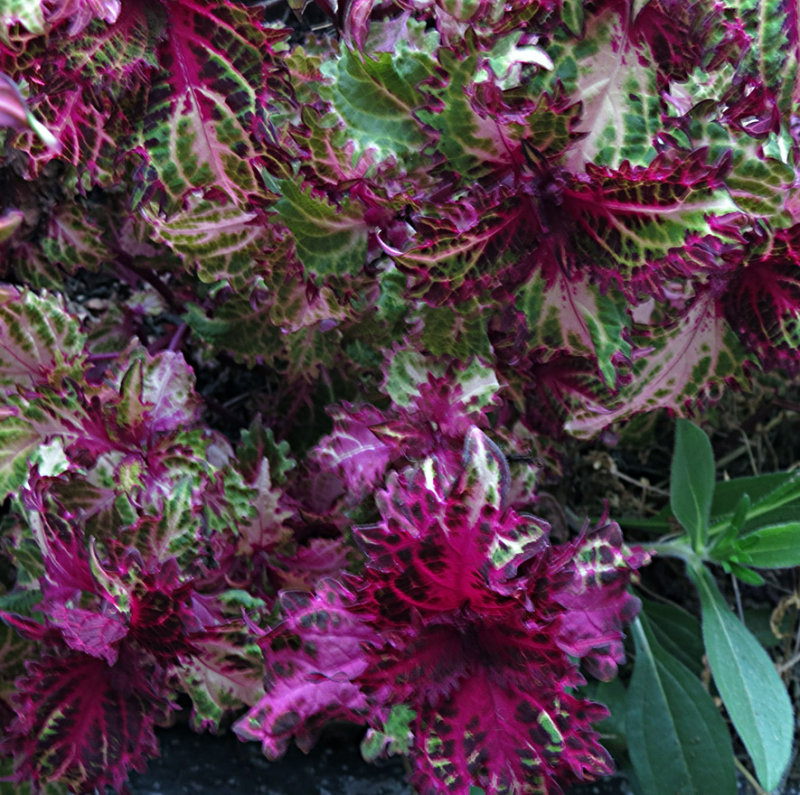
[641, 599, 705, 677]
[671, 420, 714, 551]
[739, 522, 800, 568]
[711, 472, 800, 516]
[710, 494, 750, 561]
[691, 564, 793, 791]
[721, 561, 764, 586]
[627, 616, 736, 795]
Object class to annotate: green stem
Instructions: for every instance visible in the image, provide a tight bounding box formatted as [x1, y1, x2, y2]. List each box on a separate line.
[639, 538, 702, 568]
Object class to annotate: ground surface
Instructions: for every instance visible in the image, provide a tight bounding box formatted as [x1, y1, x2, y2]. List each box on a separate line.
[127, 724, 800, 795]
[126, 724, 635, 795]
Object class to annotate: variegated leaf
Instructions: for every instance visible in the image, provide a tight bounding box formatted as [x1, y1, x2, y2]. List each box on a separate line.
[0, 286, 86, 389]
[565, 291, 751, 438]
[533, 4, 661, 170]
[276, 179, 369, 279]
[138, 0, 276, 212]
[516, 269, 631, 388]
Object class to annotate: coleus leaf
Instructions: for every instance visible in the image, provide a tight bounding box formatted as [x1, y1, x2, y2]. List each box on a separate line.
[311, 402, 393, 493]
[233, 457, 293, 557]
[313, 362, 500, 498]
[0, 0, 45, 38]
[410, 672, 613, 795]
[249, 429, 649, 793]
[235, 416, 296, 485]
[0, 286, 86, 390]
[262, 259, 351, 333]
[565, 289, 751, 438]
[415, 47, 508, 178]
[137, 0, 281, 213]
[565, 151, 737, 292]
[0, 411, 41, 501]
[504, 351, 607, 439]
[729, 0, 799, 117]
[318, 40, 435, 164]
[532, 3, 662, 170]
[233, 579, 372, 759]
[172, 619, 266, 733]
[272, 537, 352, 592]
[145, 196, 272, 291]
[722, 225, 800, 373]
[118, 476, 202, 566]
[283, 322, 342, 380]
[0, 17, 147, 183]
[0, 72, 59, 151]
[418, 301, 493, 360]
[516, 269, 632, 388]
[39, 203, 115, 273]
[276, 179, 369, 279]
[0, 208, 23, 243]
[383, 351, 499, 410]
[184, 296, 282, 367]
[1, 650, 167, 793]
[111, 349, 200, 437]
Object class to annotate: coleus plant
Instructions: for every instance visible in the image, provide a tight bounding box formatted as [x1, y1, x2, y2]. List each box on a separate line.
[235, 427, 650, 795]
[0, 0, 796, 793]
[0, 0, 796, 432]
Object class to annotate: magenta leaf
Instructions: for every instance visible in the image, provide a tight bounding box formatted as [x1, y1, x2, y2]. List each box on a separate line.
[249, 430, 649, 793]
[45, 603, 127, 665]
[410, 671, 613, 795]
[2, 650, 168, 793]
[234, 579, 372, 759]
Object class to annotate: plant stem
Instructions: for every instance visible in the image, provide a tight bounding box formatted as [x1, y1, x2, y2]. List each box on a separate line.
[734, 758, 768, 795]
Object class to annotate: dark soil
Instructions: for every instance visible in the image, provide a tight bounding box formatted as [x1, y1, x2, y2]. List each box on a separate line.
[126, 724, 637, 795]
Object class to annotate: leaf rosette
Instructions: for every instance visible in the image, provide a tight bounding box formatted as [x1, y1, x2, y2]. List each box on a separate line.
[237, 428, 650, 794]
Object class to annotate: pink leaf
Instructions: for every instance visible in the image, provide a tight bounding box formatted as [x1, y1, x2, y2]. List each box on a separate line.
[233, 580, 371, 759]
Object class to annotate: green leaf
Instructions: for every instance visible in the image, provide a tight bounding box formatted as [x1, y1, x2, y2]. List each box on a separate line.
[276, 179, 369, 278]
[627, 615, 736, 795]
[319, 42, 435, 164]
[709, 494, 750, 561]
[671, 420, 714, 552]
[738, 522, 800, 569]
[691, 564, 793, 791]
[559, 0, 584, 35]
[583, 676, 627, 755]
[720, 561, 764, 586]
[641, 599, 705, 678]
